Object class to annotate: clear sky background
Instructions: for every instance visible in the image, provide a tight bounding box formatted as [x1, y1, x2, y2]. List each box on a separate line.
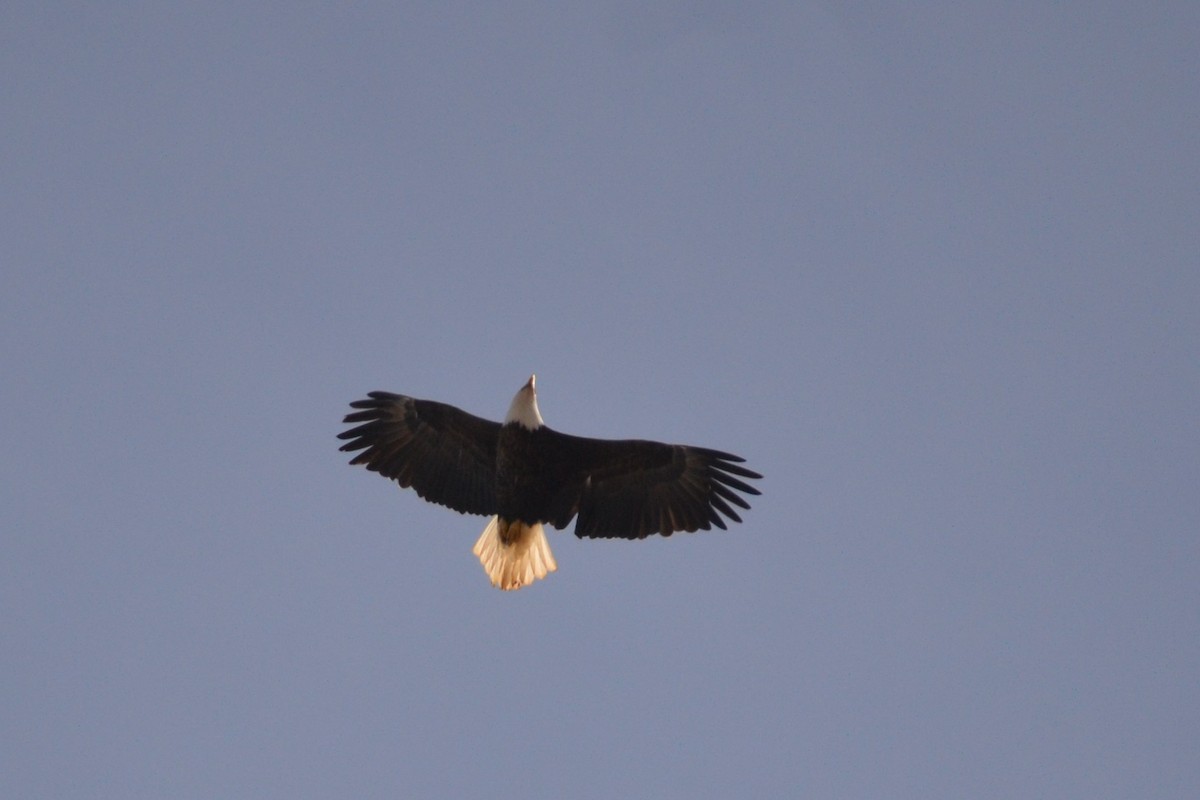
[3, 3, 1197, 798]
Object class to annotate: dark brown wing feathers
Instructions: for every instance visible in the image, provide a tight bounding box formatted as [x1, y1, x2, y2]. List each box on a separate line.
[337, 392, 500, 516]
[544, 433, 762, 540]
[339, 392, 762, 539]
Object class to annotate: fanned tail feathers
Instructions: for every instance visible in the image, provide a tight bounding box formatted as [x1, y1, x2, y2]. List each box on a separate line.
[472, 516, 557, 590]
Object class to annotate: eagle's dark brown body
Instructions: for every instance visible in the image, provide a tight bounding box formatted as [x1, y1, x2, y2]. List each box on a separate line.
[338, 376, 761, 588]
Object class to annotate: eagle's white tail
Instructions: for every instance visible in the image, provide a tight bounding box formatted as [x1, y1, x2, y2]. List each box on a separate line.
[472, 516, 557, 590]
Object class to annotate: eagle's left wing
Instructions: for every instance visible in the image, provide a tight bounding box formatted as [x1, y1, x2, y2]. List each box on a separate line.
[539, 430, 762, 540]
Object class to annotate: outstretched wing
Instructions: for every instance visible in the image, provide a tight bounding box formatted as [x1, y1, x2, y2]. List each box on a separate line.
[539, 431, 762, 540]
[338, 392, 500, 516]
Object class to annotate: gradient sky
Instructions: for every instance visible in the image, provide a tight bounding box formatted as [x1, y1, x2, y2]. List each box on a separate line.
[3, 3, 1197, 798]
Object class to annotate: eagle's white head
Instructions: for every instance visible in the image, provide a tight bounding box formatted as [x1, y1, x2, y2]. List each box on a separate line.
[505, 374, 544, 429]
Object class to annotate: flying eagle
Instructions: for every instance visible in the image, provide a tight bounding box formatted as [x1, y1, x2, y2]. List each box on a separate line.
[338, 375, 761, 590]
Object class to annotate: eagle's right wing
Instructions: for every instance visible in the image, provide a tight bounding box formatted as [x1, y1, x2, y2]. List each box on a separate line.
[338, 392, 500, 516]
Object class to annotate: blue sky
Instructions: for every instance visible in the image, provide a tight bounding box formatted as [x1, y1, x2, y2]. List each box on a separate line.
[3, 3, 1197, 798]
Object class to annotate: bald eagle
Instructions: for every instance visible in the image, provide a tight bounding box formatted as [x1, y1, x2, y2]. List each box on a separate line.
[338, 375, 761, 590]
